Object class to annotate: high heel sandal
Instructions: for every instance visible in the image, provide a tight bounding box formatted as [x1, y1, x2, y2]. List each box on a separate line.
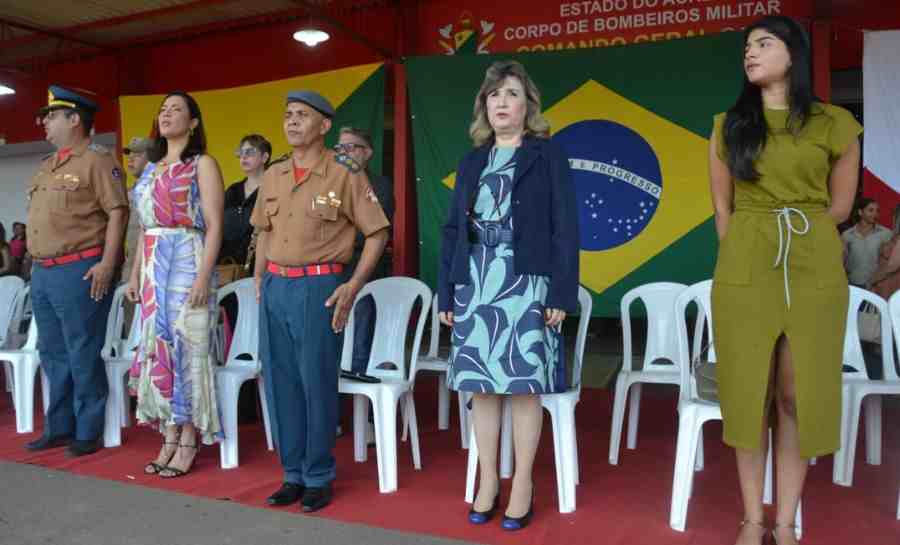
[468, 493, 500, 525]
[159, 443, 198, 479]
[739, 520, 769, 545]
[772, 523, 798, 545]
[144, 441, 178, 475]
[501, 491, 534, 531]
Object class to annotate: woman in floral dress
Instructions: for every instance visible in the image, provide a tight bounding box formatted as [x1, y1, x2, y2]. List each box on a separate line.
[127, 92, 225, 478]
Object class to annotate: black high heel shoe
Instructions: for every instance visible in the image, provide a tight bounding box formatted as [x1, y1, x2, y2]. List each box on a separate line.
[501, 493, 534, 531]
[468, 493, 500, 525]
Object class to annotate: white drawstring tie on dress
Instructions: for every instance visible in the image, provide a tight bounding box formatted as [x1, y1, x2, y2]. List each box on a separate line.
[772, 207, 810, 309]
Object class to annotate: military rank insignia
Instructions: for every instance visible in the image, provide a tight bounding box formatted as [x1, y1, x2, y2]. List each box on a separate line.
[334, 153, 361, 173]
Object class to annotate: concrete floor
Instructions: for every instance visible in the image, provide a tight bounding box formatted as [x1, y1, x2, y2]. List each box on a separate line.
[0, 462, 477, 545]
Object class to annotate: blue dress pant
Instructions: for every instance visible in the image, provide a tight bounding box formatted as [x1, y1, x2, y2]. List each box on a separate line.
[31, 256, 113, 441]
[259, 272, 341, 487]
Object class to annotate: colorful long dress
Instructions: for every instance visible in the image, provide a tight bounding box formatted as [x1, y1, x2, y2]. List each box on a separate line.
[448, 146, 565, 394]
[128, 157, 223, 444]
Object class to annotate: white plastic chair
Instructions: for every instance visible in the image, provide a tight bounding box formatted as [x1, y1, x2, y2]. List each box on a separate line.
[833, 288, 900, 486]
[669, 280, 802, 537]
[609, 282, 687, 465]
[1, 316, 48, 433]
[465, 286, 592, 514]
[410, 293, 470, 448]
[2, 279, 27, 394]
[214, 277, 273, 469]
[100, 284, 141, 448]
[339, 277, 431, 493]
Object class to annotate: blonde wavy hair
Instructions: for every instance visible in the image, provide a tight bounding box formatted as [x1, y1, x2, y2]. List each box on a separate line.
[469, 60, 550, 147]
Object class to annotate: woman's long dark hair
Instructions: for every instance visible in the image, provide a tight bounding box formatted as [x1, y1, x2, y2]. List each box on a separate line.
[148, 91, 207, 163]
[724, 16, 814, 181]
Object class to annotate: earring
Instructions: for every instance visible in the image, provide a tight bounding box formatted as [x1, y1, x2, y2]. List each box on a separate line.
[190, 127, 195, 137]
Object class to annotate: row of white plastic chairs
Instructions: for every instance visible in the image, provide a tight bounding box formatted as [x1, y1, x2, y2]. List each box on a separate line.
[5, 275, 893, 523]
[607, 280, 900, 529]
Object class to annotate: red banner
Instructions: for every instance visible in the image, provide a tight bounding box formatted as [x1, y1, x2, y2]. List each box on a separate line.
[415, 0, 814, 55]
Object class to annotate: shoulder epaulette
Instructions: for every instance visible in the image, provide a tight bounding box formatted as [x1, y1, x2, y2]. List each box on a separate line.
[267, 153, 290, 168]
[88, 143, 111, 155]
[334, 153, 361, 173]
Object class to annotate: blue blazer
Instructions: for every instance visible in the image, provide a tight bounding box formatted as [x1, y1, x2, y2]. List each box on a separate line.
[438, 135, 580, 314]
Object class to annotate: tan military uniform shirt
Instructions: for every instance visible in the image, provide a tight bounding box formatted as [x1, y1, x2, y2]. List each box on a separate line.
[250, 149, 389, 266]
[27, 140, 129, 259]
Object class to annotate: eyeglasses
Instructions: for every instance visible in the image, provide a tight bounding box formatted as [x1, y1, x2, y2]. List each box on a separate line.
[234, 147, 261, 158]
[333, 143, 368, 153]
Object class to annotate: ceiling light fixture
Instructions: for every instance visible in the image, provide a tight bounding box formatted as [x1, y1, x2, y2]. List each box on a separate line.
[293, 29, 330, 47]
[0, 85, 14, 96]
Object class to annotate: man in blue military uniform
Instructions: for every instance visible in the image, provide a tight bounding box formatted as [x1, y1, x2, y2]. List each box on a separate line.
[251, 91, 389, 512]
[24, 86, 129, 457]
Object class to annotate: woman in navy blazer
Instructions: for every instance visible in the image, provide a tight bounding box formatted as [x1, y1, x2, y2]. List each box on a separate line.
[438, 60, 579, 530]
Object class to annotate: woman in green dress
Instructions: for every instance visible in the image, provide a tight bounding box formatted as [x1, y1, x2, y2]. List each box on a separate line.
[709, 16, 862, 545]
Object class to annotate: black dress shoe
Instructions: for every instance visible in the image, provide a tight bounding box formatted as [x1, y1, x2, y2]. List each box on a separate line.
[301, 485, 333, 512]
[25, 435, 73, 451]
[66, 439, 101, 458]
[267, 482, 304, 506]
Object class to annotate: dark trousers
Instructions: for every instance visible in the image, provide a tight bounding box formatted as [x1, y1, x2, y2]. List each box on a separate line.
[31, 256, 113, 441]
[260, 272, 341, 487]
[350, 294, 376, 373]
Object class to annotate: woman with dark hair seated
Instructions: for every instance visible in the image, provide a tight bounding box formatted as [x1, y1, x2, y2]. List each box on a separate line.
[126, 91, 225, 478]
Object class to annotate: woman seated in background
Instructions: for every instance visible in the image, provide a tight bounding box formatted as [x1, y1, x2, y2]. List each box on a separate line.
[0, 223, 15, 277]
[9, 222, 26, 276]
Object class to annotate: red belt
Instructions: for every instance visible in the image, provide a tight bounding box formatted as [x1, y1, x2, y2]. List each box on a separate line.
[37, 246, 103, 267]
[267, 262, 344, 278]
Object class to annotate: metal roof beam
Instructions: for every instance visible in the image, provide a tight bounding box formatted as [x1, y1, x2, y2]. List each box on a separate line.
[0, 17, 110, 51]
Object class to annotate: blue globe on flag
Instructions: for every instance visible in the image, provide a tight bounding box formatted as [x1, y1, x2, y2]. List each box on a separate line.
[553, 120, 663, 251]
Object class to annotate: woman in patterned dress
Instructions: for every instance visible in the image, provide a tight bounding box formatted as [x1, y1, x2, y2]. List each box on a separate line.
[126, 92, 225, 478]
[438, 60, 579, 530]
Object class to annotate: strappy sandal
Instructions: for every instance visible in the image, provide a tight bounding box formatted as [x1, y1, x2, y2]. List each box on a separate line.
[772, 523, 798, 545]
[159, 443, 198, 479]
[144, 441, 178, 475]
[739, 519, 769, 545]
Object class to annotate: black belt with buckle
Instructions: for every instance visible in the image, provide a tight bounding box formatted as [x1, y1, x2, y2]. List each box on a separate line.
[468, 223, 514, 247]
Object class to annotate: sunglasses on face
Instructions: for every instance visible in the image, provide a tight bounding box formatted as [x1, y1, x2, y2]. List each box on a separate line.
[333, 143, 368, 153]
[235, 147, 261, 158]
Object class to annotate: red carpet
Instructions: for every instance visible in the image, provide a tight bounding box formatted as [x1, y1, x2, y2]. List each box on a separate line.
[0, 376, 897, 545]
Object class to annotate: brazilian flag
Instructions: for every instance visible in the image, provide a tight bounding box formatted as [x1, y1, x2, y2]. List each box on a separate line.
[119, 62, 385, 187]
[408, 33, 744, 316]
